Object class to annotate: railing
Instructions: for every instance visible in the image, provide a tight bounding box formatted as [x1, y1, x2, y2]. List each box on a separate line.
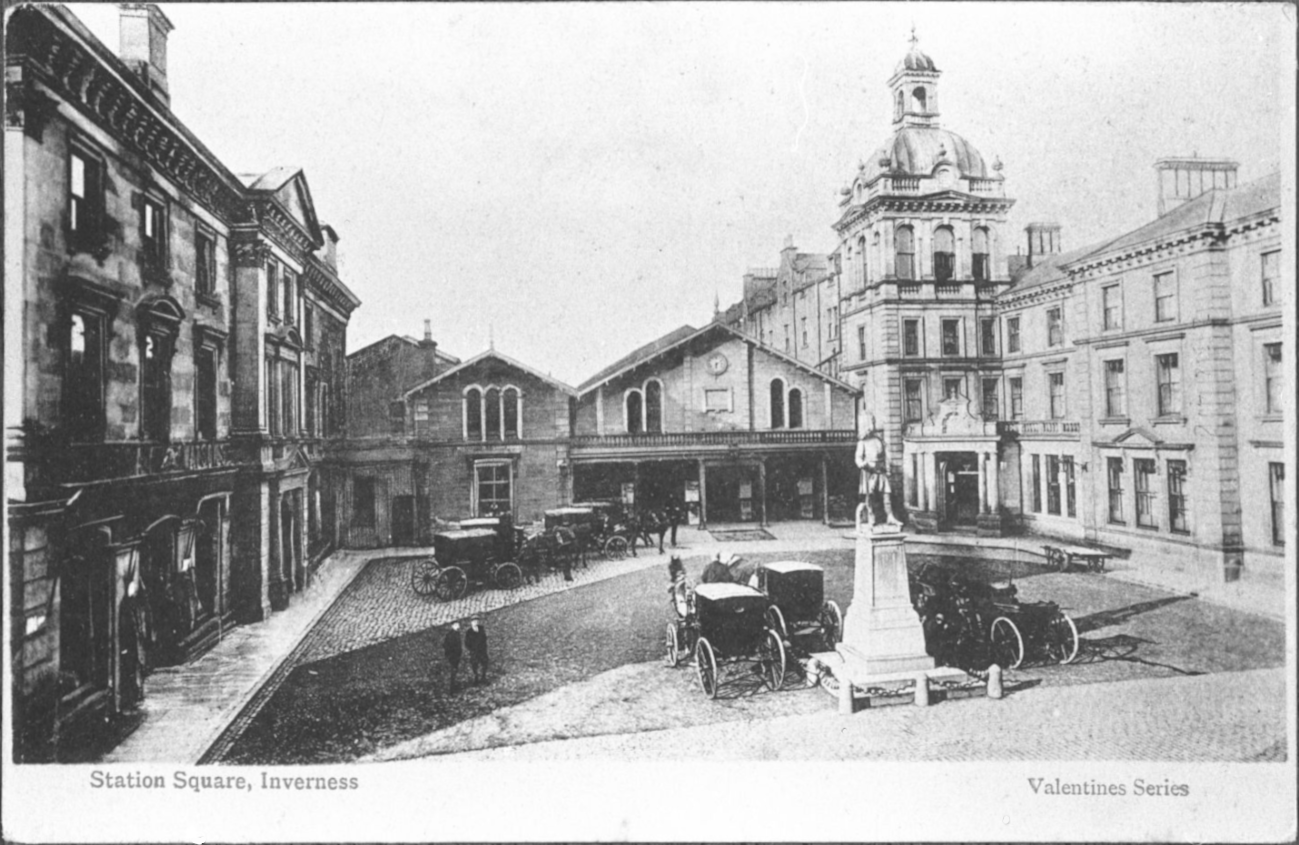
[889, 176, 921, 193]
[936, 284, 963, 298]
[24, 439, 242, 486]
[570, 430, 858, 449]
[997, 420, 1082, 436]
[898, 284, 924, 299]
[968, 178, 1000, 194]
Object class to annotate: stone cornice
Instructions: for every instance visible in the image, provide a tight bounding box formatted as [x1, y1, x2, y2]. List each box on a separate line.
[834, 193, 1015, 233]
[252, 199, 317, 262]
[303, 257, 361, 317]
[1069, 226, 1217, 277]
[8, 8, 248, 225]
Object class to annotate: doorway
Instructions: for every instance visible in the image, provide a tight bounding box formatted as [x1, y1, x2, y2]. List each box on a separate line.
[392, 495, 416, 546]
[942, 453, 979, 527]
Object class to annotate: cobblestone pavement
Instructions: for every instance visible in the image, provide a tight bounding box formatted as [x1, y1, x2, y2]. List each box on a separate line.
[294, 525, 851, 665]
[424, 666, 1288, 763]
[221, 543, 1285, 764]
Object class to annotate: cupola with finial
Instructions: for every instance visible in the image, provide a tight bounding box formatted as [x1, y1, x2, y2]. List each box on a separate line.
[888, 26, 940, 128]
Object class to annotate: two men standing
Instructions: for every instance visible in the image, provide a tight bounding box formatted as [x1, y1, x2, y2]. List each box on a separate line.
[442, 618, 490, 693]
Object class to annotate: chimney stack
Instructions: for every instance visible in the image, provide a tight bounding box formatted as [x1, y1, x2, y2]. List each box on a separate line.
[119, 4, 174, 107]
[418, 319, 437, 350]
[1155, 156, 1238, 217]
[1025, 222, 1062, 269]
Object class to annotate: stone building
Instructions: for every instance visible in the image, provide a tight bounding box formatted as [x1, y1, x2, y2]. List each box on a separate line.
[572, 322, 859, 525]
[990, 166, 1284, 580]
[5, 5, 358, 760]
[833, 34, 1015, 528]
[338, 343, 575, 545]
[723, 238, 844, 379]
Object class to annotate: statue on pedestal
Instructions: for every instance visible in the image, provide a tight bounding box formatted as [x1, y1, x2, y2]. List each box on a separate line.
[855, 423, 903, 529]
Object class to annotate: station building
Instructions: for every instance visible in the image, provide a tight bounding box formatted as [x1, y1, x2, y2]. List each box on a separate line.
[5, 5, 359, 760]
[571, 322, 860, 526]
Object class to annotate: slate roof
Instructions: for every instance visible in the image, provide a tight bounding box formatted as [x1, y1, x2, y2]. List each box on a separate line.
[403, 349, 576, 397]
[577, 322, 857, 396]
[1004, 172, 1280, 294]
[237, 166, 301, 192]
[577, 325, 698, 393]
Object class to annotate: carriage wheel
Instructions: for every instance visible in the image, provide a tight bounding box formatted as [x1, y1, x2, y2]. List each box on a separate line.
[761, 629, 786, 692]
[990, 616, 1025, 669]
[604, 535, 629, 560]
[665, 622, 681, 668]
[1048, 613, 1080, 665]
[694, 638, 718, 699]
[819, 600, 844, 650]
[410, 558, 440, 597]
[764, 605, 788, 643]
[434, 566, 468, 601]
[494, 562, 523, 591]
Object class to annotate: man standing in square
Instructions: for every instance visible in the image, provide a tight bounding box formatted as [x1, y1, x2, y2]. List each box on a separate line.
[443, 620, 464, 693]
[466, 617, 489, 685]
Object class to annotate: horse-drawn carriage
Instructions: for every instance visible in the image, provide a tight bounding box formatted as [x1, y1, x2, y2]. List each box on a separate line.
[909, 562, 1079, 671]
[410, 525, 524, 600]
[752, 560, 842, 653]
[665, 581, 785, 699]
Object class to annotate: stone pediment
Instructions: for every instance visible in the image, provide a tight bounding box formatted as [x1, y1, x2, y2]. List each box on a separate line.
[276, 178, 313, 235]
[915, 397, 997, 438]
[1110, 427, 1162, 447]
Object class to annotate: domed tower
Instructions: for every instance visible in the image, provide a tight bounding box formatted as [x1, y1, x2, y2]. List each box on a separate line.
[834, 31, 1015, 532]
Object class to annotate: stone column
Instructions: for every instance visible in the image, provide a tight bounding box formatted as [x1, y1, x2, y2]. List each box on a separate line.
[698, 460, 708, 528]
[229, 235, 270, 434]
[987, 451, 1000, 512]
[978, 451, 988, 515]
[758, 459, 768, 527]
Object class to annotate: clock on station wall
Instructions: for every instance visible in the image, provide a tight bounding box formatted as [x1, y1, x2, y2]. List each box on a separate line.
[705, 352, 729, 376]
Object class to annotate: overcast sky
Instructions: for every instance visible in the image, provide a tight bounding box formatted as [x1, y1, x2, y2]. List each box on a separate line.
[70, 2, 1292, 386]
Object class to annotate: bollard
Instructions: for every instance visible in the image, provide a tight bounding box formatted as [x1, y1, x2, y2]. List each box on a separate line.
[987, 663, 1004, 700]
[913, 672, 930, 706]
[838, 674, 855, 715]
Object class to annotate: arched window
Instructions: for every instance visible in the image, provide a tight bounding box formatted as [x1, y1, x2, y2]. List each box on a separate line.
[645, 380, 662, 433]
[770, 378, 785, 428]
[911, 86, 927, 113]
[894, 89, 904, 121]
[485, 387, 501, 440]
[934, 225, 955, 282]
[625, 390, 643, 434]
[972, 227, 990, 282]
[788, 388, 804, 429]
[503, 387, 520, 439]
[856, 235, 867, 286]
[465, 387, 482, 440]
[895, 225, 915, 281]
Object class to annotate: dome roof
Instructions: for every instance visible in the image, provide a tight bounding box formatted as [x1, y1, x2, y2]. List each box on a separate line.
[867, 126, 988, 180]
[894, 44, 937, 74]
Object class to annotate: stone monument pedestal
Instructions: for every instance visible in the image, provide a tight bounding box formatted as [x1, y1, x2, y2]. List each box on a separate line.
[810, 523, 972, 711]
[836, 524, 933, 675]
